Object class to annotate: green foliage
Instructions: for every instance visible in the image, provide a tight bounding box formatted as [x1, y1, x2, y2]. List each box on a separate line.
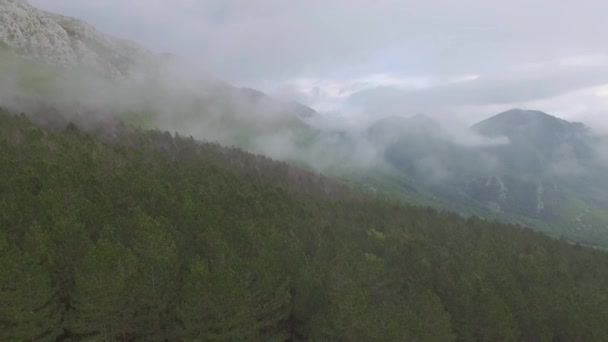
[2, 108, 608, 340]
[177, 256, 257, 340]
[68, 236, 138, 340]
[0, 231, 60, 340]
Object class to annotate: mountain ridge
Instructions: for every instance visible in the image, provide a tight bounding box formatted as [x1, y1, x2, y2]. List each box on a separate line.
[0, 0, 153, 77]
[472, 108, 589, 139]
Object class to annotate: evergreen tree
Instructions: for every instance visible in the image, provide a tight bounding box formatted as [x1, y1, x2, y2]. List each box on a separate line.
[68, 237, 138, 341]
[130, 213, 179, 339]
[177, 256, 256, 340]
[1, 108, 608, 340]
[0, 231, 60, 340]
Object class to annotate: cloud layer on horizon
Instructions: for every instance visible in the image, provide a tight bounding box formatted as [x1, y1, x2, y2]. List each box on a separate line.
[29, 0, 608, 124]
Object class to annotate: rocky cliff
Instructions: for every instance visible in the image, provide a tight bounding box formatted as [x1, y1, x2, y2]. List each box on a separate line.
[0, 0, 152, 77]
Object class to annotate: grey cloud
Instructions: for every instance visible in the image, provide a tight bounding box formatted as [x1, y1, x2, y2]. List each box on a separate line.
[29, 0, 608, 84]
[26, 0, 608, 127]
[348, 60, 608, 114]
[349, 62, 608, 123]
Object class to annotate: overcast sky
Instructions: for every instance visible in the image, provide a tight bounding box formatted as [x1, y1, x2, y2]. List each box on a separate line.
[30, 0, 608, 126]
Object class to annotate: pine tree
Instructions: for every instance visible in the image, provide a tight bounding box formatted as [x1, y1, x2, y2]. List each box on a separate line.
[177, 256, 256, 340]
[0, 231, 60, 340]
[68, 237, 137, 341]
[130, 213, 179, 339]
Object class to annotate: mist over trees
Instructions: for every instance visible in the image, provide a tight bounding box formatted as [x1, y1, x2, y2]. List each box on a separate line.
[3, 107, 608, 340]
[4, 1, 608, 341]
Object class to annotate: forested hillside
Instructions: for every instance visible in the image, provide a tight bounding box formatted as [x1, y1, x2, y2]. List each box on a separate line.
[3, 107, 608, 341]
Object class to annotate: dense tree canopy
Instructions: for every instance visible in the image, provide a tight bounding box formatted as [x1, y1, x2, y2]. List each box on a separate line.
[2, 107, 608, 341]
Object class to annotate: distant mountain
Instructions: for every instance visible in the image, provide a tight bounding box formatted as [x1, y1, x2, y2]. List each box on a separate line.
[473, 109, 586, 136]
[367, 114, 441, 145]
[362, 108, 608, 246]
[238, 87, 318, 119]
[285, 101, 318, 119]
[238, 87, 269, 103]
[467, 110, 608, 238]
[473, 109, 594, 173]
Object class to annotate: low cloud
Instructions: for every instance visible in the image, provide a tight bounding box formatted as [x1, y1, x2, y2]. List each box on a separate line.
[25, 0, 608, 126]
[348, 55, 608, 115]
[3, 0, 607, 182]
[30, 1, 608, 84]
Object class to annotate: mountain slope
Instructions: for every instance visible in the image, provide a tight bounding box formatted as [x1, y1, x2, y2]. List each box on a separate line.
[3, 107, 608, 340]
[469, 109, 604, 219]
[0, 0, 152, 77]
[3, 1, 608, 248]
[0, 0, 322, 163]
[369, 109, 608, 246]
[473, 109, 594, 174]
[367, 114, 441, 145]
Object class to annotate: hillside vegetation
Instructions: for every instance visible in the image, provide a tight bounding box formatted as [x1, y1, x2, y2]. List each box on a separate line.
[2, 107, 608, 341]
[4, 37, 608, 249]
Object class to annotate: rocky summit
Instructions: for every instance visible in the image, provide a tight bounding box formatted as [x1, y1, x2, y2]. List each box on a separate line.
[0, 0, 152, 77]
